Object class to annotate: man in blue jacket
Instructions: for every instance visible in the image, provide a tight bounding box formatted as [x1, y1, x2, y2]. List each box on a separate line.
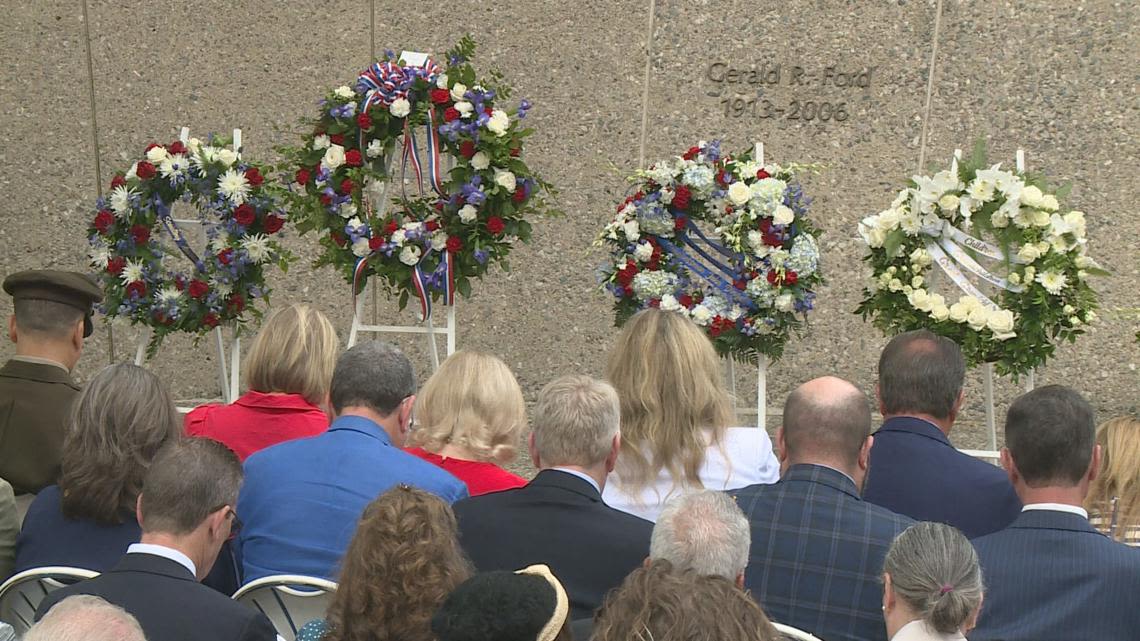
[863, 330, 1020, 538]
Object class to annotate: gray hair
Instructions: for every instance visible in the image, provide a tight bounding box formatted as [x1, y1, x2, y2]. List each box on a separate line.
[14, 298, 84, 339]
[651, 491, 750, 580]
[28, 595, 147, 641]
[329, 341, 416, 415]
[883, 522, 984, 634]
[878, 330, 966, 420]
[533, 375, 620, 467]
[139, 438, 242, 536]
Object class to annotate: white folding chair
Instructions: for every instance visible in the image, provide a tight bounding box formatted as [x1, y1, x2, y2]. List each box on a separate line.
[0, 567, 99, 635]
[772, 622, 825, 641]
[232, 575, 338, 641]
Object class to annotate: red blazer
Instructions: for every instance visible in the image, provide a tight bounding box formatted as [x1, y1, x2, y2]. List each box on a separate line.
[405, 447, 527, 496]
[184, 391, 329, 461]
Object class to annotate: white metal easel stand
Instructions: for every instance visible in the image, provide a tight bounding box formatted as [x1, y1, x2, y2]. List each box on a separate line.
[346, 290, 456, 372]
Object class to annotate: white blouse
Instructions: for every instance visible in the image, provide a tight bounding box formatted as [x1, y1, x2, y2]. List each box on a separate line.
[890, 620, 967, 641]
[602, 427, 780, 522]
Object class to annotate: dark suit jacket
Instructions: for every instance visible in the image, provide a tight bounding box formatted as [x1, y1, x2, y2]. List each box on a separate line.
[0, 360, 79, 495]
[971, 509, 1140, 641]
[452, 469, 653, 621]
[733, 464, 914, 641]
[864, 417, 1021, 538]
[35, 552, 277, 641]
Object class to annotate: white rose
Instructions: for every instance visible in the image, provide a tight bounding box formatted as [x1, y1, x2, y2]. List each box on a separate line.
[366, 139, 385, 159]
[334, 85, 355, 99]
[399, 245, 422, 266]
[727, 182, 752, 206]
[634, 242, 654, 262]
[455, 101, 474, 117]
[930, 304, 951, 322]
[659, 294, 682, 313]
[186, 137, 202, 154]
[691, 305, 713, 325]
[459, 204, 478, 223]
[431, 232, 447, 251]
[1041, 194, 1059, 211]
[1016, 244, 1042, 263]
[622, 219, 640, 241]
[888, 278, 903, 292]
[948, 302, 970, 323]
[908, 288, 932, 311]
[351, 237, 371, 258]
[966, 307, 990, 331]
[450, 83, 468, 102]
[312, 134, 331, 150]
[217, 149, 238, 167]
[389, 98, 411, 118]
[339, 202, 358, 219]
[1032, 210, 1051, 227]
[391, 229, 407, 245]
[471, 152, 490, 170]
[773, 204, 795, 226]
[987, 309, 1017, 340]
[1020, 185, 1044, 208]
[775, 294, 795, 312]
[938, 194, 960, 211]
[494, 169, 517, 193]
[911, 275, 924, 289]
[323, 145, 346, 170]
[435, 73, 448, 89]
[1085, 310, 1098, 323]
[486, 109, 510, 136]
[146, 145, 169, 163]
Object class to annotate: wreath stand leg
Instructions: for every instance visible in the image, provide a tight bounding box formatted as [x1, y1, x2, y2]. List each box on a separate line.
[132, 325, 240, 403]
[725, 357, 768, 430]
[982, 362, 997, 451]
[1013, 150, 1038, 395]
[346, 282, 456, 372]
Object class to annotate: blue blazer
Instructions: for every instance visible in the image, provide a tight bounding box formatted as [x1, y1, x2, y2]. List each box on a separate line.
[733, 465, 913, 641]
[863, 417, 1021, 538]
[971, 509, 1140, 641]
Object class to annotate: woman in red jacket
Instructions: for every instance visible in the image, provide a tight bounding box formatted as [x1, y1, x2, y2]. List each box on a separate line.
[184, 304, 339, 460]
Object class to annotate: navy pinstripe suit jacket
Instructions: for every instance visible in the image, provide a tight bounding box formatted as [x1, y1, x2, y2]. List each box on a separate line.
[971, 509, 1140, 641]
[733, 464, 914, 641]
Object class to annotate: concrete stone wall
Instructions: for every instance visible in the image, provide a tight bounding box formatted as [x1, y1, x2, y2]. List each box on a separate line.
[2, 0, 1136, 449]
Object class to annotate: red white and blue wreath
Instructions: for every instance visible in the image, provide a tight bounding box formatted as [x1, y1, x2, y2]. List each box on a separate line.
[89, 136, 291, 355]
[281, 37, 556, 319]
[597, 141, 823, 362]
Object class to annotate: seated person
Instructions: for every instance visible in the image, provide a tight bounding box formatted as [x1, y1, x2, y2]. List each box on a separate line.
[1084, 416, 1140, 545]
[0, 477, 15, 579]
[602, 309, 779, 522]
[25, 595, 146, 641]
[0, 270, 102, 495]
[406, 350, 529, 496]
[432, 565, 571, 641]
[35, 438, 277, 641]
[186, 304, 338, 460]
[452, 375, 652, 620]
[971, 385, 1140, 641]
[237, 341, 467, 581]
[296, 485, 472, 641]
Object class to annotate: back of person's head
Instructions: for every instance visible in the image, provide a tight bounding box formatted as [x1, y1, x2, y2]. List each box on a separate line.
[410, 351, 527, 465]
[878, 330, 966, 420]
[432, 565, 570, 641]
[329, 341, 416, 416]
[60, 363, 181, 525]
[605, 308, 734, 490]
[883, 522, 984, 635]
[592, 560, 778, 641]
[781, 376, 872, 469]
[1086, 416, 1140, 540]
[650, 490, 750, 581]
[12, 298, 84, 340]
[26, 595, 146, 641]
[532, 375, 620, 469]
[244, 303, 339, 406]
[327, 485, 472, 641]
[138, 437, 242, 536]
[1005, 385, 1095, 488]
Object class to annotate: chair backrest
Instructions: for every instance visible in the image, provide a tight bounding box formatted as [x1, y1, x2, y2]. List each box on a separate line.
[232, 575, 338, 641]
[0, 566, 99, 635]
[772, 621, 825, 641]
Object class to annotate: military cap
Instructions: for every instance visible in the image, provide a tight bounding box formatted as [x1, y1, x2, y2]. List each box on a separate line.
[3, 269, 104, 338]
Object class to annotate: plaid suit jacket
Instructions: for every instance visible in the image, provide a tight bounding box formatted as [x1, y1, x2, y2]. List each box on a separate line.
[733, 464, 913, 641]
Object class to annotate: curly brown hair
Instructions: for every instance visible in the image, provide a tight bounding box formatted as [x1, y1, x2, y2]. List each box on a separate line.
[592, 560, 779, 641]
[325, 485, 473, 641]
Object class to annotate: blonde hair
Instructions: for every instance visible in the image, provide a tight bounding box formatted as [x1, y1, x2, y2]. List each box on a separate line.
[1085, 416, 1140, 540]
[410, 351, 527, 464]
[606, 309, 735, 490]
[244, 303, 339, 405]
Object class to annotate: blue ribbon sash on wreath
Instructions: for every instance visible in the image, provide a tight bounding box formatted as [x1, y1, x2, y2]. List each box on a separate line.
[658, 219, 757, 311]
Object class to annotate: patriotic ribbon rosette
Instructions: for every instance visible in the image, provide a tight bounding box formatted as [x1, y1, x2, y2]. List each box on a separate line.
[855, 144, 1103, 376]
[281, 36, 556, 318]
[88, 136, 291, 356]
[597, 141, 824, 363]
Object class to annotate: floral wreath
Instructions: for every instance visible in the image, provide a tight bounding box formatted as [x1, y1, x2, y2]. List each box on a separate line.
[597, 141, 823, 363]
[88, 135, 291, 355]
[281, 37, 555, 318]
[855, 144, 1103, 376]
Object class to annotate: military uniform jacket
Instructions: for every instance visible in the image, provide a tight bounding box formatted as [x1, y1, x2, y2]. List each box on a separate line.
[0, 359, 79, 495]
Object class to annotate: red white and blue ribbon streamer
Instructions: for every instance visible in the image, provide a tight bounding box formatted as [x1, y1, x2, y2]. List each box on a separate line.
[411, 262, 432, 321]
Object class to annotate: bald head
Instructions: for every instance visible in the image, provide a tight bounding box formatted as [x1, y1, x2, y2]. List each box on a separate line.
[781, 377, 872, 470]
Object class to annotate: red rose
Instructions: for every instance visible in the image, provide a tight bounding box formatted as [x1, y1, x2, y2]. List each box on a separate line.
[385, 221, 398, 234]
[174, 276, 185, 291]
[682, 146, 700, 160]
[331, 231, 347, 247]
[784, 270, 798, 286]
[486, 216, 506, 235]
[648, 298, 661, 309]
[126, 281, 147, 299]
[227, 295, 245, 313]
[106, 256, 125, 275]
[673, 185, 692, 211]
[509, 147, 521, 158]
[330, 134, 345, 145]
[188, 279, 210, 299]
[168, 141, 187, 155]
[716, 170, 730, 186]
[766, 270, 779, 286]
[244, 167, 264, 187]
[616, 263, 639, 286]
[264, 214, 285, 234]
[94, 210, 115, 234]
[756, 169, 770, 180]
[446, 236, 463, 253]
[320, 193, 333, 206]
[622, 285, 634, 297]
[135, 162, 156, 180]
[674, 215, 688, 231]
[430, 88, 451, 104]
[443, 107, 461, 122]
[218, 248, 234, 265]
[368, 236, 383, 251]
[734, 279, 747, 290]
[357, 112, 373, 130]
[295, 167, 311, 185]
[130, 224, 150, 244]
[484, 107, 493, 116]
[339, 178, 355, 195]
[233, 204, 256, 227]
[459, 140, 476, 158]
[709, 317, 724, 338]
[678, 294, 693, 308]
[203, 313, 220, 329]
[345, 149, 363, 167]
[425, 220, 440, 232]
[512, 189, 526, 204]
[110, 175, 126, 189]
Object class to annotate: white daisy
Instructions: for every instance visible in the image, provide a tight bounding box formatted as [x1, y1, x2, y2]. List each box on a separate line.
[217, 169, 250, 204]
[110, 185, 135, 217]
[241, 234, 272, 264]
[156, 287, 182, 304]
[1035, 270, 1068, 295]
[120, 259, 145, 284]
[159, 154, 188, 179]
[210, 279, 233, 298]
[88, 244, 110, 269]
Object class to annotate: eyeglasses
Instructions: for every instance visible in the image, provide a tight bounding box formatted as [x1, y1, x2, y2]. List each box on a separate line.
[210, 504, 243, 541]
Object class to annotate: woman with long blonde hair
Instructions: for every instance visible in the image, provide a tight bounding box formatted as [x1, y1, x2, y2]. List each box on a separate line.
[1085, 416, 1140, 546]
[602, 309, 778, 521]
